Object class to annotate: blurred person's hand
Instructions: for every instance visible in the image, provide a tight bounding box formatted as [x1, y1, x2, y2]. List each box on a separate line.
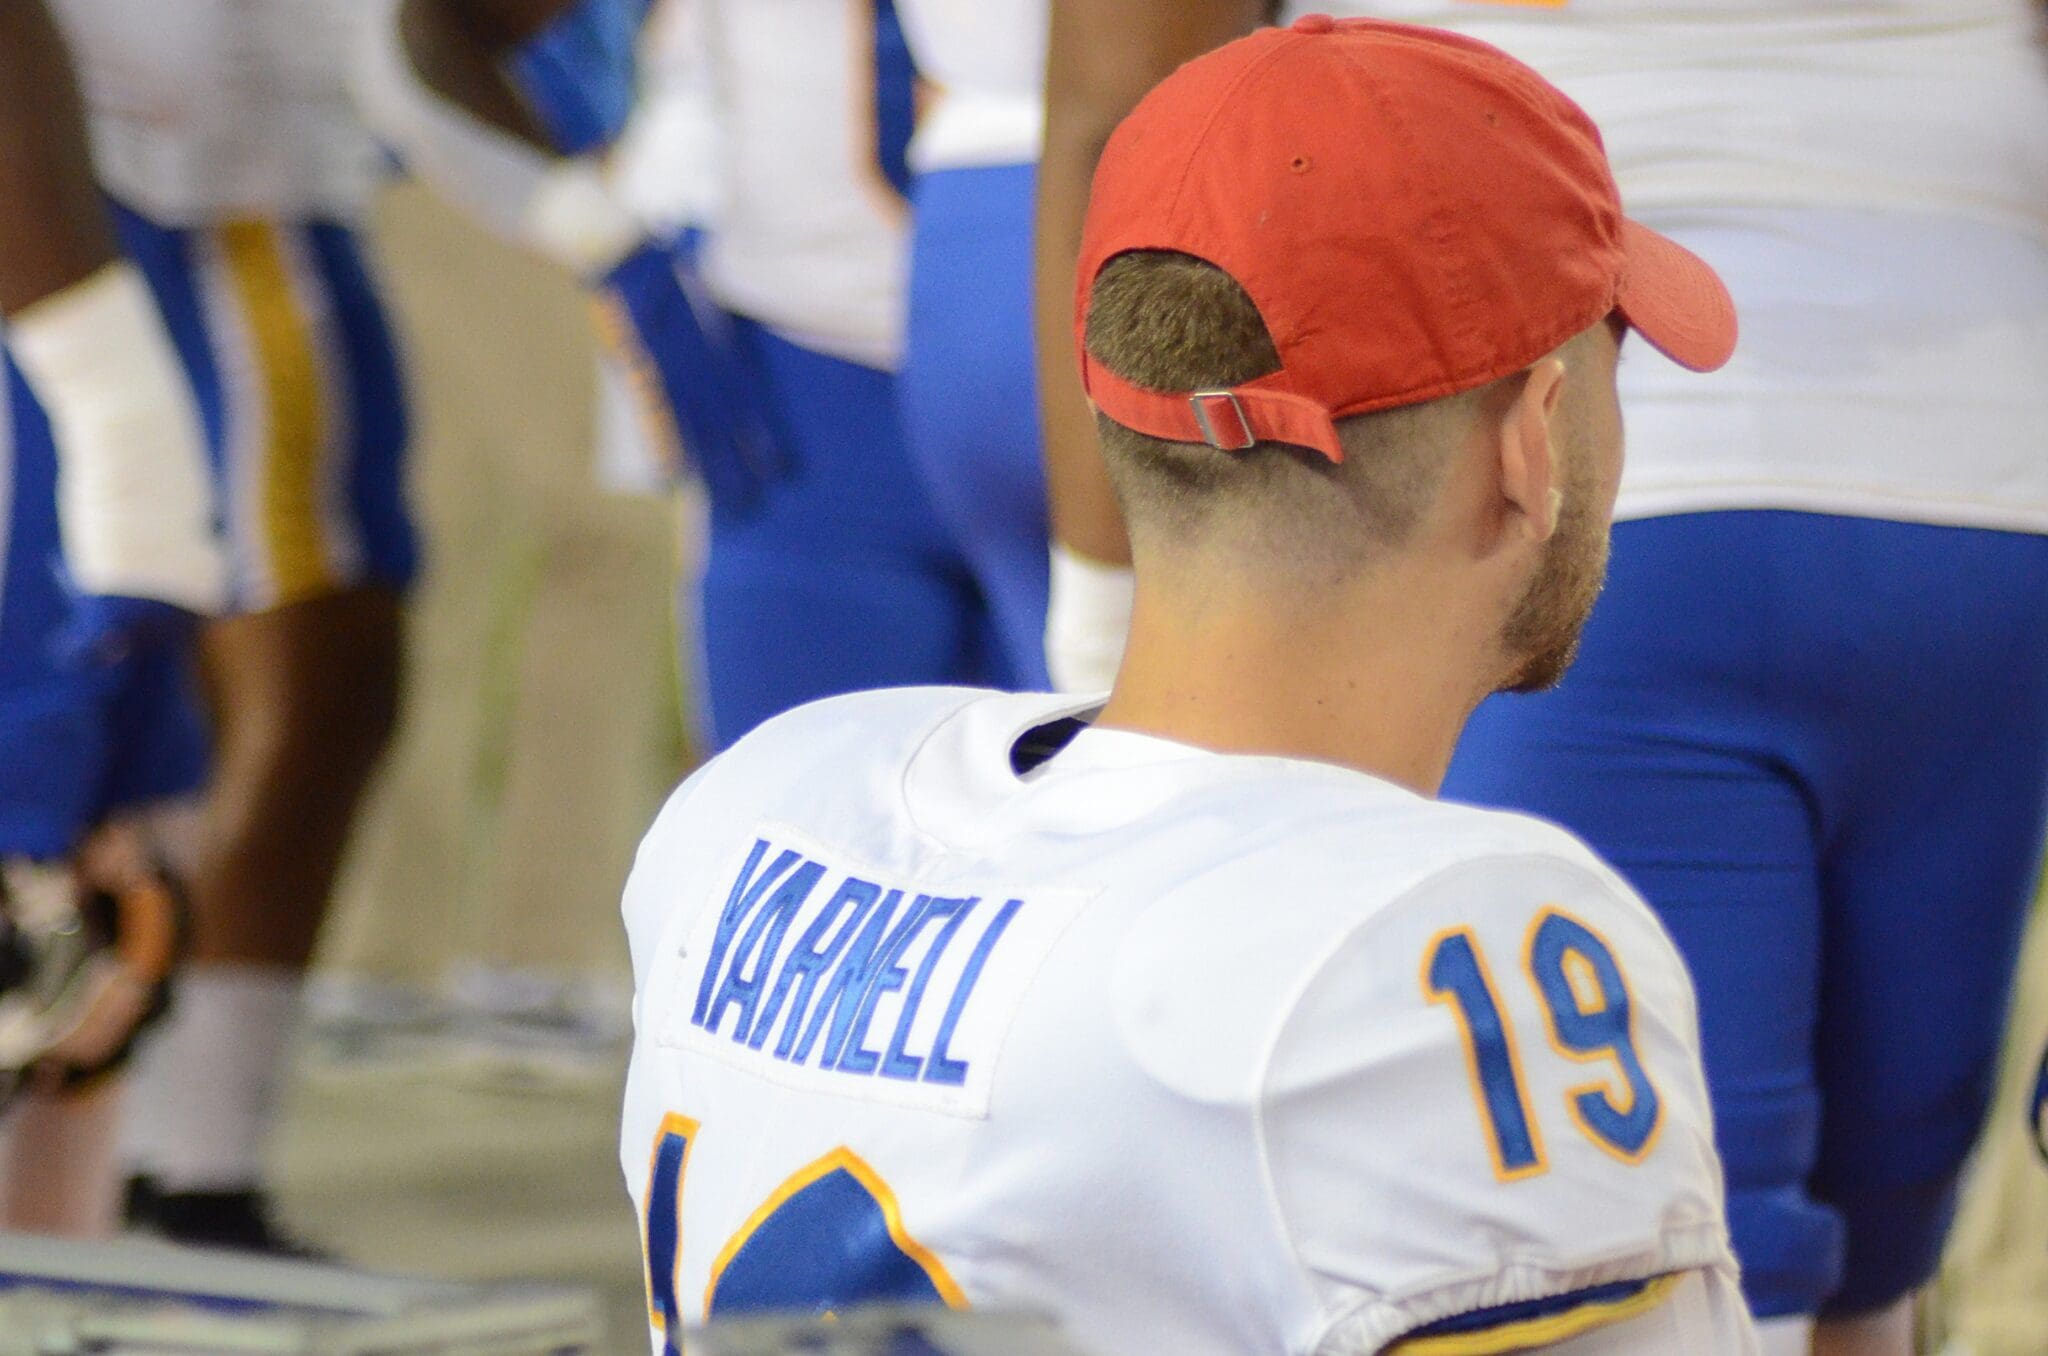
[586, 234, 789, 514]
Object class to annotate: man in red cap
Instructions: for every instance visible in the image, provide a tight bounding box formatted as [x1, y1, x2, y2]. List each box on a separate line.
[1041, 7, 2048, 1355]
[617, 19, 1754, 1354]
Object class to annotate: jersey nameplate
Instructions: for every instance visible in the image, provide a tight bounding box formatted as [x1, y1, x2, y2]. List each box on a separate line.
[660, 827, 1089, 1118]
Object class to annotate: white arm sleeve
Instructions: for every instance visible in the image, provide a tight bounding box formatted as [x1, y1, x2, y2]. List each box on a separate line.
[7, 262, 226, 613]
[1257, 849, 1759, 1356]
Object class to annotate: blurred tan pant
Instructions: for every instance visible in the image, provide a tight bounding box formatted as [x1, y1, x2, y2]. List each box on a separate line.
[318, 185, 685, 993]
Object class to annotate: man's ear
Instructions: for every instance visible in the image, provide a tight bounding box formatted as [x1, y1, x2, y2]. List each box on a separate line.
[1495, 356, 1568, 543]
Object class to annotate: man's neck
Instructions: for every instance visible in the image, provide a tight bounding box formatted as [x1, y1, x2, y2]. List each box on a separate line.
[1092, 568, 1499, 796]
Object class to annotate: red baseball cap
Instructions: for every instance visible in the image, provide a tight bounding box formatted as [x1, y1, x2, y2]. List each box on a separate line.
[1076, 14, 1737, 463]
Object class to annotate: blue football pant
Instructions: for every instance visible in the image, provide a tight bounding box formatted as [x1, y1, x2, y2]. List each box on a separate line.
[899, 162, 1052, 692]
[691, 317, 1000, 750]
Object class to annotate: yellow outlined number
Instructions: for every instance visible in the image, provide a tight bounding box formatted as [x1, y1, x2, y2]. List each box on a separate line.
[641, 1123, 964, 1341]
[1527, 909, 1664, 1162]
[1424, 908, 1663, 1176]
[1424, 929, 1548, 1180]
[642, 1114, 698, 1335]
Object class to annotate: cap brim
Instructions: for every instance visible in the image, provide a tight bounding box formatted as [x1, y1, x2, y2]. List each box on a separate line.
[1615, 218, 1738, 373]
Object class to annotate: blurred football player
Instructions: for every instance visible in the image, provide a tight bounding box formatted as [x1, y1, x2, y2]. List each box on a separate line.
[620, 20, 1757, 1354]
[1036, 4, 2048, 1353]
[358, 0, 1010, 752]
[899, 0, 1260, 698]
[23, 0, 420, 1250]
[0, 0, 221, 1237]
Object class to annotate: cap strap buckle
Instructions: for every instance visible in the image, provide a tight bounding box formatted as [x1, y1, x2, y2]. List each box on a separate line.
[1189, 391, 1255, 451]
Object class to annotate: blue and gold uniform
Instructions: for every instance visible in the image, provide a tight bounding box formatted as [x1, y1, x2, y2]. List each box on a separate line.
[1, 0, 416, 860]
[50, 0, 418, 615]
[106, 206, 414, 615]
[620, 688, 1761, 1353]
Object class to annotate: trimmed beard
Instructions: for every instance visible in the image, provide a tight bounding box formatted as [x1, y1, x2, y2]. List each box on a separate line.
[1498, 452, 1609, 694]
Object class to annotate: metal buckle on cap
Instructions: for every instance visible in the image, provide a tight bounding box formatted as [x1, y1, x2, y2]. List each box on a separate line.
[1189, 391, 1254, 451]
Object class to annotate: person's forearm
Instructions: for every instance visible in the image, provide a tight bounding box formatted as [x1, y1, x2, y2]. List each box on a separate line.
[1034, 35, 1131, 565]
[0, 0, 116, 315]
[1033, 0, 1271, 565]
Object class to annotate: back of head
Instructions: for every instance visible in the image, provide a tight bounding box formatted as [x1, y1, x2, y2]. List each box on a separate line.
[1072, 17, 1735, 589]
[1084, 250, 1473, 584]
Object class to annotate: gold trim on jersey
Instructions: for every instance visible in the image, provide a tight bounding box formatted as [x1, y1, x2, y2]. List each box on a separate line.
[1391, 1272, 1684, 1356]
[642, 1112, 700, 1334]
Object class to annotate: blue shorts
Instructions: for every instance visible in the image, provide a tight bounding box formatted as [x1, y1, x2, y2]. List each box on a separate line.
[0, 361, 208, 860]
[691, 318, 997, 749]
[898, 162, 1051, 691]
[112, 200, 417, 613]
[1443, 510, 2048, 1318]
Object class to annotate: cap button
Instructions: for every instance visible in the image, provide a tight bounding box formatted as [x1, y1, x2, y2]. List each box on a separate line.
[1291, 13, 1336, 34]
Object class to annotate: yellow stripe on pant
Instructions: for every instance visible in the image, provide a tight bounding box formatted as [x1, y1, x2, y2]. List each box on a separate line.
[217, 220, 333, 604]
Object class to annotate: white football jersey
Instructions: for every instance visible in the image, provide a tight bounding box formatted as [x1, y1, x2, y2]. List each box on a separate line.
[612, 0, 911, 369]
[620, 688, 1758, 1355]
[1299, 0, 2048, 534]
[49, 0, 383, 224]
[895, 0, 1045, 172]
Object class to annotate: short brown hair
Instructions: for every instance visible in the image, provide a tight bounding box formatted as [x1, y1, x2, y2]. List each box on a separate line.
[1084, 251, 1468, 573]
